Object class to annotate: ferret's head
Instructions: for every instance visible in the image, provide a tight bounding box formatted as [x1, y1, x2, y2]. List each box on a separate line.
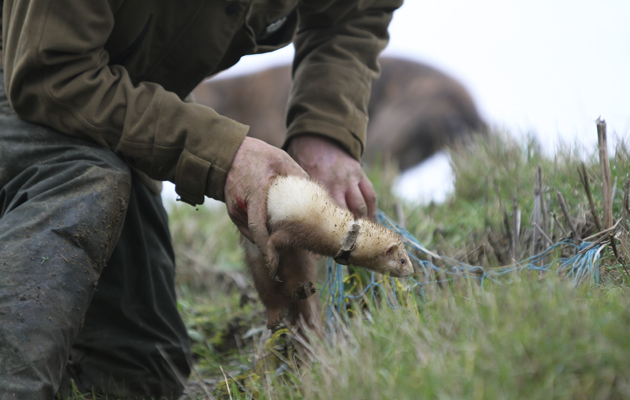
[374, 240, 414, 278]
[351, 224, 414, 278]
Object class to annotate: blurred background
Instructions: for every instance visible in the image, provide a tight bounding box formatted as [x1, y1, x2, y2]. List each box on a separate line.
[163, 0, 630, 205]
[162, 3, 630, 392]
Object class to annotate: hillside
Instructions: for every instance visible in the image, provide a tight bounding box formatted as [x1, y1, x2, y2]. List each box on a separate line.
[66, 130, 630, 399]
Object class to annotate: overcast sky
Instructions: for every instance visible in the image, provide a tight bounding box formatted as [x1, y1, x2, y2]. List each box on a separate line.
[220, 0, 630, 151]
[164, 0, 630, 205]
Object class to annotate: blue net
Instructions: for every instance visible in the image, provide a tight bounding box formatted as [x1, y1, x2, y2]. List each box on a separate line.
[213, 209, 619, 394]
[322, 210, 614, 319]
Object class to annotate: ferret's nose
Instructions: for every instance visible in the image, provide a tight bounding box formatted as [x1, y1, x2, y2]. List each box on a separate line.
[392, 264, 413, 278]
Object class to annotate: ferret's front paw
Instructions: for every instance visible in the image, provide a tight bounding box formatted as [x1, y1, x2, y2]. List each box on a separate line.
[265, 250, 280, 279]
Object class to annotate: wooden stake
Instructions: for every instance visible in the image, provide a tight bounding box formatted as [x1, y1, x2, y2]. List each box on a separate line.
[623, 179, 630, 230]
[533, 222, 554, 247]
[553, 212, 568, 238]
[541, 169, 549, 233]
[597, 117, 613, 229]
[484, 175, 490, 226]
[577, 162, 602, 231]
[503, 209, 512, 254]
[533, 166, 543, 256]
[512, 196, 520, 260]
[546, 192, 552, 237]
[557, 190, 580, 242]
[609, 232, 621, 261]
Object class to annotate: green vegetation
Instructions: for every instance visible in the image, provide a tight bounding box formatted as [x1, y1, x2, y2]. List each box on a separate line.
[169, 132, 630, 399]
[300, 279, 630, 399]
[65, 132, 630, 399]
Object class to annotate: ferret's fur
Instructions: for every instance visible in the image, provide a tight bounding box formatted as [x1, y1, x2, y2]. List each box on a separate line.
[242, 175, 413, 329]
[241, 238, 320, 330]
[266, 176, 413, 277]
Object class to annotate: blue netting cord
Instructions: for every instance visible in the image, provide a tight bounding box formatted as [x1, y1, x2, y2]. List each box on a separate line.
[322, 209, 608, 319]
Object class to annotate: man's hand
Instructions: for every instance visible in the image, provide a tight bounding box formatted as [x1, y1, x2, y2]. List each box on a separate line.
[225, 137, 308, 253]
[287, 135, 377, 220]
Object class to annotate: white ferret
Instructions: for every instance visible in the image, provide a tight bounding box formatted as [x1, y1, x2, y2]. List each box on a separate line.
[241, 175, 413, 329]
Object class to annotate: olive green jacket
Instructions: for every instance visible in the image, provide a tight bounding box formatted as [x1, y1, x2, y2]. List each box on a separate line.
[2, 0, 402, 205]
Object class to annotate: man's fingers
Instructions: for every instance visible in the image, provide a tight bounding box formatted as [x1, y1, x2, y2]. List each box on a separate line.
[359, 177, 378, 220]
[286, 135, 378, 219]
[328, 187, 348, 211]
[247, 195, 270, 257]
[346, 184, 369, 219]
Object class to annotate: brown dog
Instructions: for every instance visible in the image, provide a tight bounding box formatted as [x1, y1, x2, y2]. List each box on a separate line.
[193, 57, 487, 171]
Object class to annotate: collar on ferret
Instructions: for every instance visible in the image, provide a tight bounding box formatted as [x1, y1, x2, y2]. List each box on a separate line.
[333, 222, 360, 265]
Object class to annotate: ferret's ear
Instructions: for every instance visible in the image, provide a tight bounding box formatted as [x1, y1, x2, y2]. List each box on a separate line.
[384, 243, 397, 257]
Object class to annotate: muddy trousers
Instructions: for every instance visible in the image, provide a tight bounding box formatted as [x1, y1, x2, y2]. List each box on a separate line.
[0, 71, 191, 399]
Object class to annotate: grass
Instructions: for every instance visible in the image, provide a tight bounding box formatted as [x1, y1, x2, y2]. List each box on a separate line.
[300, 279, 630, 399]
[171, 132, 630, 399]
[63, 131, 630, 399]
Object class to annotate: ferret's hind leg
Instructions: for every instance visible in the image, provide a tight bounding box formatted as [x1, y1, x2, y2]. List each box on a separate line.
[279, 249, 322, 334]
[240, 235, 289, 329]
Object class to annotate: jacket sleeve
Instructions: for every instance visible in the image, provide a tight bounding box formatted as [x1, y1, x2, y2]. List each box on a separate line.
[285, 0, 403, 161]
[2, 0, 247, 205]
